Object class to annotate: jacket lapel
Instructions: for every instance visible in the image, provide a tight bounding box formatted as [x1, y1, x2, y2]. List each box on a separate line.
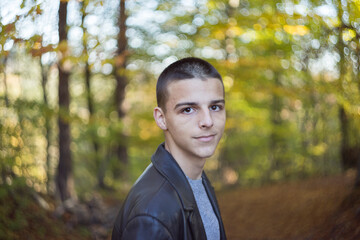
[151, 143, 207, 240]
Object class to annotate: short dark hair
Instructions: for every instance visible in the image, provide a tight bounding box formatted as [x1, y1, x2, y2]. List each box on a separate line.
[156, 57, 223, 110]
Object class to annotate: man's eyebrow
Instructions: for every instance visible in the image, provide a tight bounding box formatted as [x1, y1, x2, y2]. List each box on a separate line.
[174, 99, 225, 110]
[174, 102, 198, 110]
[211, 99, 225, 105]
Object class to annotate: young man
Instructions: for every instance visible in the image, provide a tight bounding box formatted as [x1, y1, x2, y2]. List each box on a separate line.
[112, 57, 227, 240]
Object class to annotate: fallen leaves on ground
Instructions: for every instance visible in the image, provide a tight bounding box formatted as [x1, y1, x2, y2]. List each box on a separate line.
[218, 173, 355, 240]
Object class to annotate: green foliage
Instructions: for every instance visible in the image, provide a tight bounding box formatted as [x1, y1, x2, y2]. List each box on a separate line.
[0, 178, 30, 239]
[0, 179, 92, 240]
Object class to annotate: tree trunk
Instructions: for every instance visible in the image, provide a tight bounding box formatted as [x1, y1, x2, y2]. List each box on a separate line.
[85, 60, 103, 187]
[2, 56, 9, 108]
[80, 1, 106, 188]
[40, 58, 52, 193]
[355, 151, 360, 187]
[269, 72, 285, 176]
[355, 45, 360, 187]
[336, 0, 354, 172]
[56, 1, 74, 202]
[1, 55, 12, 181]
[335, 1, 360, 188]
[339, 107, 352, 170]
[113, 0, 128, 178]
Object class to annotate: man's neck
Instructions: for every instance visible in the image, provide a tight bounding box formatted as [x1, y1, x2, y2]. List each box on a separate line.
[164, 142, 205, 180]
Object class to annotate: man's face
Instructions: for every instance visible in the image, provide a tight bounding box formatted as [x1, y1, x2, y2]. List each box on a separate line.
[158, 78, 226, 162]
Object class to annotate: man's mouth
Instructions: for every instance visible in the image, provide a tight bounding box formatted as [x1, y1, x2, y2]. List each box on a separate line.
[194, 134, 216, 142]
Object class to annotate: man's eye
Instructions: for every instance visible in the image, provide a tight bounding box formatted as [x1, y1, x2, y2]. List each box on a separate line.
[210, 105, 221, 111]
[182, 107, 194, 114]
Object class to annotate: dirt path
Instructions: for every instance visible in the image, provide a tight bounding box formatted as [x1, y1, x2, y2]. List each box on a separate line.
[217, 174, 355, 240]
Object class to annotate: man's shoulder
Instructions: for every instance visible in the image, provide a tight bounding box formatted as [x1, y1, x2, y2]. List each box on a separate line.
[124, 164, 184, 218]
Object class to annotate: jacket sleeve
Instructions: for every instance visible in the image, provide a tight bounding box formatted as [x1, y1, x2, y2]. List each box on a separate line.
[112, 215, 174, 240]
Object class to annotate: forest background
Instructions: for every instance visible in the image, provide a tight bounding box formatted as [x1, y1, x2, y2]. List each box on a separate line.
[1, 0, 360, 239]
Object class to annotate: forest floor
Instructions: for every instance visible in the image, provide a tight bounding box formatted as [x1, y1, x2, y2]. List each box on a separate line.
[218, 171, 358, 240]
[2, 171, 360, 240]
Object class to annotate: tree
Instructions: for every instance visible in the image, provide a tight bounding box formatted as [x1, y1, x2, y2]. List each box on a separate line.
[56, 0, 74, 201]
[39, 49, 53, 193]
[1, 56, 9, 108]
[113, 0, 129, 178]
[79, 0, 104, 187]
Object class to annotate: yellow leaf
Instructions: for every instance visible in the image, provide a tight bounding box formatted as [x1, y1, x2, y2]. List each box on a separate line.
[343, 29, 356, 42]
[283, 25, 309, 36]
[214, 30, 225, 40]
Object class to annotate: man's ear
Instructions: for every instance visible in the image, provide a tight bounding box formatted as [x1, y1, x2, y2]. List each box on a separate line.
[153, 107, 167, 130]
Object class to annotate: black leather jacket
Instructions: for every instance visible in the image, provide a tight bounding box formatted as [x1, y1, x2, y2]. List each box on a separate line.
[112, 143, 227, 240]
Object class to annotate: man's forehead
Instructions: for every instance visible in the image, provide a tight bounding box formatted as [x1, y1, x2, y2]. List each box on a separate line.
[166, 77, 223, 90]
[166, 78, 224, 103]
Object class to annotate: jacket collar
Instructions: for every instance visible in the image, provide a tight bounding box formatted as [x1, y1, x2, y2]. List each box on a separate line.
[151, 143, 197, 211]
[151, 143, 207, 239]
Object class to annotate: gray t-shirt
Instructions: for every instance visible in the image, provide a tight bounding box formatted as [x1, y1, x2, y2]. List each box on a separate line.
[187, 176, 220, 240]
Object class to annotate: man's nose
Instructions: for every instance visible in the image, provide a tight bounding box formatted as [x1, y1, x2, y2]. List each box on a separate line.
[199, 109, 214, 128]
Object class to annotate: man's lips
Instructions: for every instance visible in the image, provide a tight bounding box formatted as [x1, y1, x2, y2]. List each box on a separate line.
[194, 134, 216, 142]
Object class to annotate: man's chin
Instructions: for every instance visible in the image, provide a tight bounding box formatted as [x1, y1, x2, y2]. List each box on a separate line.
[197, 147, 216, 159]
